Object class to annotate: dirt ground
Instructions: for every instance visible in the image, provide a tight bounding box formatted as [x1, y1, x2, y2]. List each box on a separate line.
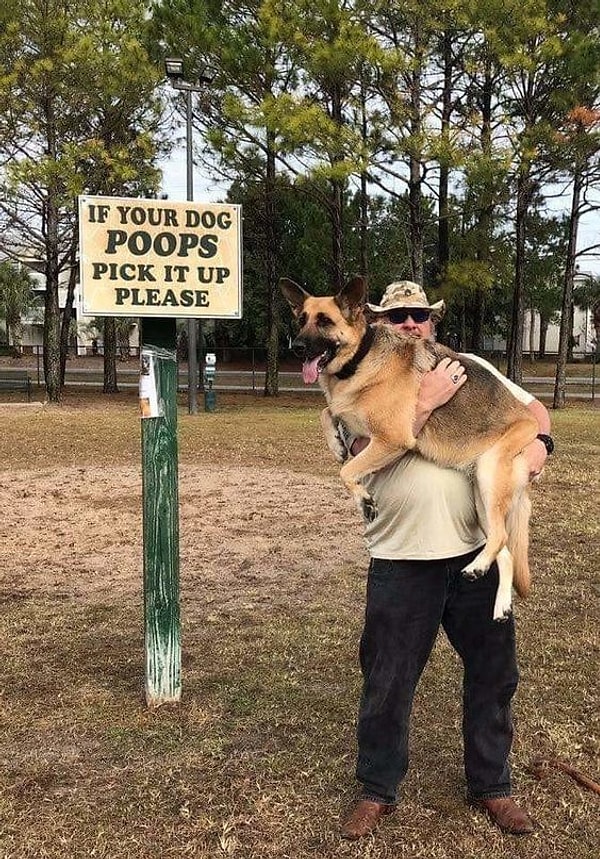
[2, 461, 365, 615]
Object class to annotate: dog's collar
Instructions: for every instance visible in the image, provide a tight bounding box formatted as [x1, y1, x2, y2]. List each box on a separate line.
[334, 326, 376, 380]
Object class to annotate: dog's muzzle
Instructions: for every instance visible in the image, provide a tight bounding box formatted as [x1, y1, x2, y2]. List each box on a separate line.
[292, 334, 337, 384]
[292, 334, 335, 362]
[291, 338, 308, 359]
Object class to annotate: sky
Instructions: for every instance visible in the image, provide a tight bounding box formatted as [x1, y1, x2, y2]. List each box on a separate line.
[158, 141, 228, 205]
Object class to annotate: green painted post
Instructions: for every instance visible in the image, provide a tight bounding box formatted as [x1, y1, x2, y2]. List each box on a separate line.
[140, 319, 181, 708]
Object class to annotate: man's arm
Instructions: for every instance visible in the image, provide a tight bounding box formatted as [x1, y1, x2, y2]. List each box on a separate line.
[435, 352, 551, 479]
[465, 354, 552, 478]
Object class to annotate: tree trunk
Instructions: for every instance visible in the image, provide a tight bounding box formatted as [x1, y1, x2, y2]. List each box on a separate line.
[408, 30, 424, 284]
[528, 305, 536, 360]
[471, 58, 494, 356]
[330, 180, 344, 290]
[408, 155, 423, 284]
[554, 166, 582, 408]
[59, 237, 78, 387]
[103, 317, 118, 393]
[359, 77, 369, 289]
[567, 304, 575, 361]
[359, 171, 368, 283]
[437, 30, 452, 284]
[43, 198, 62, 402]
[326, 79, 345, 290]
[539, 316, 549, 358]
[264, 134, 279, 396]
[43, 90, 61, 403]
[507, 167, 533, 384]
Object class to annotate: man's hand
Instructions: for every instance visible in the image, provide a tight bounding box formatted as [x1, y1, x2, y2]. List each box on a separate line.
[522, 438, 548, 481]
[414, 357, 467, 434]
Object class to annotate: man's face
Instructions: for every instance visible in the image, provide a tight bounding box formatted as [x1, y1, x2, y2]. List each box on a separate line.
[375, 307, 434, 339]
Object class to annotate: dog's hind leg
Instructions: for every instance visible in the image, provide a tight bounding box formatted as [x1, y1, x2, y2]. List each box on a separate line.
[506, 459, 532, 599]
[339, 439, 406, 521]
[470, 463, 515, 621]
[463, 419, 536, 581]
[493, 547, 514, 621]
[462, 446, 512, 580]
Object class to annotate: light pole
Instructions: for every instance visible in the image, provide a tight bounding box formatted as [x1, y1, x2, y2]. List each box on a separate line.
[165, 57, 213, 415]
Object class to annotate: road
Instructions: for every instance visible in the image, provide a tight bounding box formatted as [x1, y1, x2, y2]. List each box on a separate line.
[1, 363, 597, 399]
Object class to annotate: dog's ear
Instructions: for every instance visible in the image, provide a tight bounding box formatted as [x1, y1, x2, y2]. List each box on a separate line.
[335, 276, 367, 316]
[280, 278, 310, 317]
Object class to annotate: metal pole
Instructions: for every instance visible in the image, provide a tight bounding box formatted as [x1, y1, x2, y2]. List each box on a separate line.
[186, 87, 198, 415]
[186, 88, 193, 202]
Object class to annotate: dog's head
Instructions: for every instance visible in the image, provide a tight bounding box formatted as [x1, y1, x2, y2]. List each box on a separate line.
[280, 276, 368, 383]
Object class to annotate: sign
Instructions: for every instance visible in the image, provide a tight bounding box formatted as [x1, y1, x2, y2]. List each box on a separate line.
[78, 195, 242, 318]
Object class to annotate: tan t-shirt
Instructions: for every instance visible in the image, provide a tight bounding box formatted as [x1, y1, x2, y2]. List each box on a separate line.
[362, 354, 534, 560]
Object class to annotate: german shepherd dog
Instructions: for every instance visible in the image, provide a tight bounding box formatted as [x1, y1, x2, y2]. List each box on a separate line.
[281, 275, 539, 621]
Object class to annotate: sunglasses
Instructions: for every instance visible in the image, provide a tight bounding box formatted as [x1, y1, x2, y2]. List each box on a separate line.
[383, 308, 431, 324]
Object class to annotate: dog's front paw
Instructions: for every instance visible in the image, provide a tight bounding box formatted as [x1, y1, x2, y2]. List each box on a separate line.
[462, 565, 486, 581]
[331, 423, 351, 463]
[332, 439, 349, 464]
[362, 495, 378, 522]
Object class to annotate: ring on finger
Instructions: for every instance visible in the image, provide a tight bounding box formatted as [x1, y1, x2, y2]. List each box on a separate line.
[451, 374, 460, 383]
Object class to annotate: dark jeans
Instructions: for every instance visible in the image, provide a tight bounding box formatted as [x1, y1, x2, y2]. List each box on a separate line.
[356, 550, 519, 805]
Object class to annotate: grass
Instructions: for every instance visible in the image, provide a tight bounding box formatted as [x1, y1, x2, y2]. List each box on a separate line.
[0, 391, 330, 472]
[0, 392, 599, 858]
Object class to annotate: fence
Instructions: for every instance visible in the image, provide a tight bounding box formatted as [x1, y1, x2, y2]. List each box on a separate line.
[7, 345, 600, 401]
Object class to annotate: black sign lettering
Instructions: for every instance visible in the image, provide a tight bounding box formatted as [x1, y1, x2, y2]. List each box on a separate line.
[112, 287, 211, 308]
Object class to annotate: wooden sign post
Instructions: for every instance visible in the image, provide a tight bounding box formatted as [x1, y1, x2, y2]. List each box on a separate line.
[139, 321, 181, 706]
[78, 195, 242, 707]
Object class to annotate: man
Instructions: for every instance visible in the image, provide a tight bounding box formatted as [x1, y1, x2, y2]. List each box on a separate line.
[339, 281, 552, 840]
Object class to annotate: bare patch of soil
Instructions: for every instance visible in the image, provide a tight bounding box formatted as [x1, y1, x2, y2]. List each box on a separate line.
[1, 463, 367, 614]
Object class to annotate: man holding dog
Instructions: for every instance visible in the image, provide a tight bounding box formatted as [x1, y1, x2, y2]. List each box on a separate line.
[340, 281, 552, 840]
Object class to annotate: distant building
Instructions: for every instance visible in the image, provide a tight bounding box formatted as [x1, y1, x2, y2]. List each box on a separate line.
[483, 272, 598, 358]
[17, 256, 139, 356]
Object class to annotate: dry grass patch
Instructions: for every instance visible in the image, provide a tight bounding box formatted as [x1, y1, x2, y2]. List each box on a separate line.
[0, 394, 598, 858]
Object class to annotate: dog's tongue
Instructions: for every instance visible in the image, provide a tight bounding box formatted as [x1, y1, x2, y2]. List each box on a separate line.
[302, 356, 321, 384]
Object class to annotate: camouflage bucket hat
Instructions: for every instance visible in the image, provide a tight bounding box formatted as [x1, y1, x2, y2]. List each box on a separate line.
[366, 280, 445, 319]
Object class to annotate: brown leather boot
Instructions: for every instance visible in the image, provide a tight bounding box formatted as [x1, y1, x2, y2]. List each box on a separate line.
[474, 797, 534, 835]
[340, 799, 395, 840]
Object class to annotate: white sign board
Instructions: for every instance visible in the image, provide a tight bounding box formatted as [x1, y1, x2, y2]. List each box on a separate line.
[78, 196, 242, 318]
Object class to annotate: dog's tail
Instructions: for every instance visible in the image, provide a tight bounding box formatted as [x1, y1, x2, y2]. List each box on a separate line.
[507, 488, 532, 598]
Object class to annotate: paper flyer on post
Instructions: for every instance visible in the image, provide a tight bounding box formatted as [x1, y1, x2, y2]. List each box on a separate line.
[139, 351, 161, 418]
